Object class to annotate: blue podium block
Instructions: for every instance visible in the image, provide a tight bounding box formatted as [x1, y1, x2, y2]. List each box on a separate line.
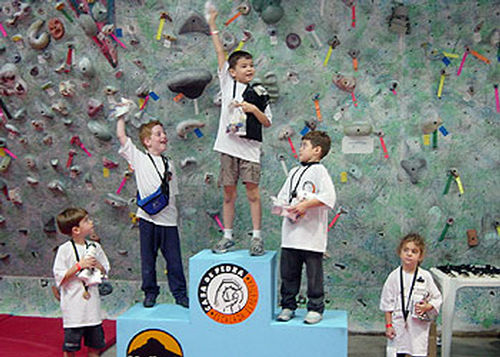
[189, 249, 277, 326]
[117, 250, 347, 357]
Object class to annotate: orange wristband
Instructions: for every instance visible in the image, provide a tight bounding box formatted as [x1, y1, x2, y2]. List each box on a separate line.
[75, 262, 82, 271]
[385, 323, 393, 328]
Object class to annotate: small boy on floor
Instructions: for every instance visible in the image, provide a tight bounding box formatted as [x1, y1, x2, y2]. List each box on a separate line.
[53, 207, 110, 357]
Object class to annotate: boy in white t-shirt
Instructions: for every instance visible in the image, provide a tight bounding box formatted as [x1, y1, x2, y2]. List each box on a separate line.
[208, 7, 272, 256]
[274, 131, 336, 325]
[116, 117, 188, 309]
[53, 207, 110, 357]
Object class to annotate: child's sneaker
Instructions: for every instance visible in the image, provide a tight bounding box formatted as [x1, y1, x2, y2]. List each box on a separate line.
[276, 308, 295, 322]
[249, 237, 264, 256]
[304, 311, 323, 324]
[212, 237, 235, 254]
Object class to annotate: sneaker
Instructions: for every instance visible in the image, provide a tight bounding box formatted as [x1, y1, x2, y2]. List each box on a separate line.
[304, 310, 323, 325]
[249, 237, 264, 256]
[212, 237, 235, 254]
[143, 295, 157, 308]
[175, 296, 189, 308]
[276, 308, 295, 322]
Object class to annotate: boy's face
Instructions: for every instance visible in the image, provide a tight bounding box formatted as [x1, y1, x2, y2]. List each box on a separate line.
[229, 57, 255, 84]
[75, 215, 94, 238]
[299, 139, 322, 163]
[399, 241, 423, 270]
[143, 124, 168, 155]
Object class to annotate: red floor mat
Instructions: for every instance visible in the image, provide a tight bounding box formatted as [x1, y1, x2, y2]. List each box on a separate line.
[0, 315, 115, 357]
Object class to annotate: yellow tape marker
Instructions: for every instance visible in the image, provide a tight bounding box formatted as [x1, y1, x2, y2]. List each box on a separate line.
[442, 51, 459, 59]
[455, 176, 464, 194]
[437, 73, 445, 98]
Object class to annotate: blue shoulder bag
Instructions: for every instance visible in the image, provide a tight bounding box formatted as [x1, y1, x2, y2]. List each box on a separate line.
[136, 154, 170, 215]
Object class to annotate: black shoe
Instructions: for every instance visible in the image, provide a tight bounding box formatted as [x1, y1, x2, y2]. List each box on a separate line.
[143, 295, 157, 308]
[175, 297, 189, 308]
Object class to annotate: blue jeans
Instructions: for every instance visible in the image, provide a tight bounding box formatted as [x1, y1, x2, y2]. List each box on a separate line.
[139, 220, 187, 301]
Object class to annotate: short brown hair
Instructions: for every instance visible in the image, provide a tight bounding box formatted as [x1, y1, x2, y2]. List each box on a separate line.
[302, 130, 331, 159]
[397, 233, 426, 258]
[228, 50, 253, 69]
[139, 120, 163, 149]
[56, 207, 88, 236]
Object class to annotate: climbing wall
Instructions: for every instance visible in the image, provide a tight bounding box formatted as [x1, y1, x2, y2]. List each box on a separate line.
[0, 0, 498, 331]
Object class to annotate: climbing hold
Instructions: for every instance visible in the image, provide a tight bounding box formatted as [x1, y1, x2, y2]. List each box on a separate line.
[87, 120, 112, 141]
[104, 193, 129, 208]
[180, 157, 198, 168]
[87, 98, 103, 117]
[78, 57, 95, 77]
[176, 120, 206, 139]
[285, 33, 301, 49]
[421, 117, 443, 134]
[48, 18, 65, 40]
[278, 125, 295, 140]
[332, 74, 356, 93]
[166, 69, 213, 99]
[179, 13, 210, 35]
[27, 19, 50, 50]
[401, 159, 426, 184]
[344, 124, 373, 136]
[0, 63, 28, 96]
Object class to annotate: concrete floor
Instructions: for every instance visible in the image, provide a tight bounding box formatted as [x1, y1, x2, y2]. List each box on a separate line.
[101, 333, 500, 356]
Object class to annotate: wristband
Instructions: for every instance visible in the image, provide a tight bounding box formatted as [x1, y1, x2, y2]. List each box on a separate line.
[75, 262, 82, 271]
[210, 30, 219, 36]
[385, 323, 393, 328]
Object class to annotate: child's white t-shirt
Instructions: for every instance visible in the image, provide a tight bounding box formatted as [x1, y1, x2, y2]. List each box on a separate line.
[53, 240, 110, 328]
[277, 163, 336, 253]
[213, 62, 273, 164]
[119, 138, 179, 226]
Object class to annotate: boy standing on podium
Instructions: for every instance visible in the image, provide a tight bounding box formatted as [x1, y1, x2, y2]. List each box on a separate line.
[274, 131, 336, 324]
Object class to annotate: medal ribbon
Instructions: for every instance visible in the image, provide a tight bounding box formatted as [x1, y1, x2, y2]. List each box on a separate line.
[399, 266, 419, 322]
[71, 239, 90, 298]
[288, 162, 318, 204]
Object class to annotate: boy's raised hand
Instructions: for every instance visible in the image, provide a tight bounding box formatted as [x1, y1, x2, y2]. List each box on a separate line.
[205, 1, 218, 27]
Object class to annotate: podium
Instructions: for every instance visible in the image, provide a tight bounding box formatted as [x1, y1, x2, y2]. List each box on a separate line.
[117, 250, 347, 356]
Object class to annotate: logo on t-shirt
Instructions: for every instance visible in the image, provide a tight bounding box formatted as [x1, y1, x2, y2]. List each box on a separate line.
[197, 263, 258, 324]
[127, 329, 183, 357]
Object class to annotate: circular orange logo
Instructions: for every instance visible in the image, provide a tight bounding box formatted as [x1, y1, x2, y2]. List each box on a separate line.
[198, 263, 258, 324]
[126, 329, 183, 357]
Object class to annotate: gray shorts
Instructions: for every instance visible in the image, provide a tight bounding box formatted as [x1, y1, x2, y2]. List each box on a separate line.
[63, 324, 105, 352]
[218, 153, 261, 186]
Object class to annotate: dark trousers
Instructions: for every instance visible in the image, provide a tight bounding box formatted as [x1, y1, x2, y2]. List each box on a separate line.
[139, 219, 187, 301]
[279, 247, 324, 313]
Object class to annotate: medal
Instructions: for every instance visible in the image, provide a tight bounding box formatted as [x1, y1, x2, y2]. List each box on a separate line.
[71, 240, 92, 301]
[400, 266, 418, 328]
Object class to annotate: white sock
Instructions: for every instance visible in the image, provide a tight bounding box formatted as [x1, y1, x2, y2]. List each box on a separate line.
[252, 230, 261, 239]
[224, 229, 233, 240]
